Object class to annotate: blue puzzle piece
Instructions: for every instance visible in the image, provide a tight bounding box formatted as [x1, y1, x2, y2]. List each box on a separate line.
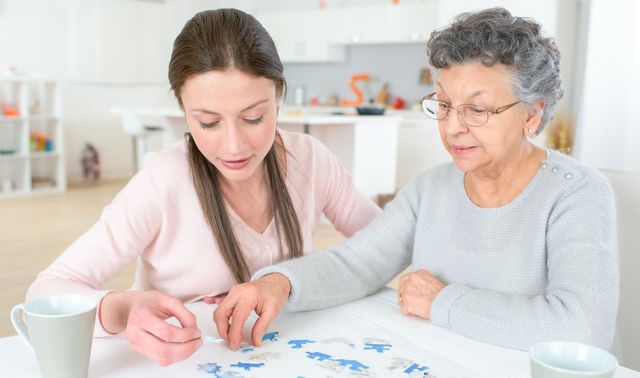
[261, 331, 279, 342]
[305, 351, 333, 361]
[363, 343, 393, 353]
[334, 359, 370, 372]
[288, 339, 316, 349]
[197, 363, 245, 378]
[230, 362, 265, 371]
[404, 363, 429, 374]
[198, 362, 222, 375]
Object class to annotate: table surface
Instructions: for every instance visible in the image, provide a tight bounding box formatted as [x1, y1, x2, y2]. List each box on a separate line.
[1, 288, 636, 377]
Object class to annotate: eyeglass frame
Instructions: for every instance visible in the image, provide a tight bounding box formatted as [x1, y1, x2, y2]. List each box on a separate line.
[420, 92, 522, 127]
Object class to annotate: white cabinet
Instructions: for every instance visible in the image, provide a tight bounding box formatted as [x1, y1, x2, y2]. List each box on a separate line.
[0, 78, 65, 198]
[396, 115, 451, 188]
[331, 2, 437, 45]
[258, 11, 346, 63]
[257, 1, 436, 63]
[383, 2, 437, 43]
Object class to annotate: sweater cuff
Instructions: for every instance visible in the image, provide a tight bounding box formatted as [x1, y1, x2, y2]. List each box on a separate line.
[92, 290, 118, 337]
[430, 283, 471, 329]
[252, 266, 299, 311]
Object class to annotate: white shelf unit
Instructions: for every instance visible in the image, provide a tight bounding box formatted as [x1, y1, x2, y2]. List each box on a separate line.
[0, 78, 65, 198]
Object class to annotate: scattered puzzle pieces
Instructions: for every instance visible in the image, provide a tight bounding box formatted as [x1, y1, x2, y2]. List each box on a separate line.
[198, 330, 433, 377]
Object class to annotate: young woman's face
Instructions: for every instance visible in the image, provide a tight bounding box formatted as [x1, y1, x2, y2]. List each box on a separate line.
[181, 68, 280, 185]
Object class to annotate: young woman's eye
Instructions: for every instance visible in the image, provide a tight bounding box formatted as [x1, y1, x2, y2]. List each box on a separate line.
[245, 115, 264, 125]
[199, 121, 219, 129]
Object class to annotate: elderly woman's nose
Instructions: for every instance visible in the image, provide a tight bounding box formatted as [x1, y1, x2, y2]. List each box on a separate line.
[441, 111, 467, 135]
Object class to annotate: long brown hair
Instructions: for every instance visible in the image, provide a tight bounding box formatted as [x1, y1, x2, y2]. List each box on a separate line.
[168, 9, 303, 283]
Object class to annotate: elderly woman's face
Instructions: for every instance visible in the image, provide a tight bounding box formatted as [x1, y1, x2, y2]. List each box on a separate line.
[435, 62, 533, 174]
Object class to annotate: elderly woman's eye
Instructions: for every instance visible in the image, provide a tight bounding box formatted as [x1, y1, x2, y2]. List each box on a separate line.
[470, 106, 486, 114]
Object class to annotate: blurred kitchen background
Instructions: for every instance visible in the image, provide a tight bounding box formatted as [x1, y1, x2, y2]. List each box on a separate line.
[0, 0, 638, 369]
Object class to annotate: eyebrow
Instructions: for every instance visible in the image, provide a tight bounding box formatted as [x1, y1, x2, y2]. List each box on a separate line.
[435, 84, 488, 100]
[468, 90, 488, 98]
[191, 99, 269, 115]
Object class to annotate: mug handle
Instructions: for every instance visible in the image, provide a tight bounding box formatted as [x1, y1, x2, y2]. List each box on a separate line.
[10, 304, 32, 348]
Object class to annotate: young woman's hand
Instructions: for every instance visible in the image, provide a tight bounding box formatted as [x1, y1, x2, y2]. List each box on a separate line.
[213, 273, 291, 350]
[203, 292, 228, 304]
[397, 269, 445, 319]
[100, 290, 202, 366]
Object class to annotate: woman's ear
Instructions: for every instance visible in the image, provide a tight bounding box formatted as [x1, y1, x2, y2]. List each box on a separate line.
[524, 100, 545, 135]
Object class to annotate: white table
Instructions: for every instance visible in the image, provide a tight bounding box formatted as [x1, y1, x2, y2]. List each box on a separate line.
[112, 107, 402, 199]
[110, 107, 186, 171]
[2, 288, 637, 377]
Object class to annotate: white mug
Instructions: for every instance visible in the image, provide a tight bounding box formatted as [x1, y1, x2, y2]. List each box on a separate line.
[529, 341, 618, 378]
[11, 295, 97, 378]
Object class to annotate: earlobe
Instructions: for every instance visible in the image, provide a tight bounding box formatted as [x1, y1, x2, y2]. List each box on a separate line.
[524, 104, 544, 136]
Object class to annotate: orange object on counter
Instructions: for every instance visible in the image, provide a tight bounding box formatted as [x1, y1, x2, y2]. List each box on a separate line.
[340, 73, 370, 107]
[2, 104, 19, 117]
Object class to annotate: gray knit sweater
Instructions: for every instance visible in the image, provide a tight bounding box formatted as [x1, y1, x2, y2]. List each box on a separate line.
[254, 150, 619, 351]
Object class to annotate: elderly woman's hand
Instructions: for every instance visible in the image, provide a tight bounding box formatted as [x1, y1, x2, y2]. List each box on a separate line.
[397, 269, 445, 319]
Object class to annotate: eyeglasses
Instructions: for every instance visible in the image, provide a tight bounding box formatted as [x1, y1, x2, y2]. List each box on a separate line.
[420, 92, 522, 127]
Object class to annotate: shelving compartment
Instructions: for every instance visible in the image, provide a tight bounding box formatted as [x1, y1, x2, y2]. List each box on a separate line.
[0, 158, 28, 196]
[0, 80, 25, 117]
[26, 80, 60, 118]
[0, 118, 26, 156]
[29, 118, 60, 154]
[30, 154, 63, 193]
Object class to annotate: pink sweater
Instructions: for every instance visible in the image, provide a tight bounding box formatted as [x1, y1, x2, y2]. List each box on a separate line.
[27, 129, 381, 336]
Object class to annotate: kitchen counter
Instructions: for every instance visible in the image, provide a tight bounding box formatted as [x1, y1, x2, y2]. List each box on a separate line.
[278, 112, 402, 199]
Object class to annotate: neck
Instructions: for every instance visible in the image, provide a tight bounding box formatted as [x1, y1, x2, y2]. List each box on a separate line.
[465, 141, 545, 207]
[219, 162, 269, 198]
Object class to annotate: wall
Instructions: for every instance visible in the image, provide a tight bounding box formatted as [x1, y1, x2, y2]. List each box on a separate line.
[0, 0, 178, 180]
[284, 44, 431, 107]
[0, 0, 67, 78]
[573, 0, 640, 173]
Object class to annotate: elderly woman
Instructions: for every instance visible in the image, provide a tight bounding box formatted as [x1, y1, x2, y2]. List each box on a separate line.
[213, 7, 618, 351]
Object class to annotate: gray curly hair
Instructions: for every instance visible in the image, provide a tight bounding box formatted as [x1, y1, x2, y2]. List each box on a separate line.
[427, 7, 564, 134]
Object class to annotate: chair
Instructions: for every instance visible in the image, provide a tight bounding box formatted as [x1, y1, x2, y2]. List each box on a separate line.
[601, 169, 640, 370]
[121, 109, 163, 172]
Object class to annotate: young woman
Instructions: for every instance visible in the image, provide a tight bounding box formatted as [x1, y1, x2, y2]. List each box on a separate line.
[26, 8, 380, 366]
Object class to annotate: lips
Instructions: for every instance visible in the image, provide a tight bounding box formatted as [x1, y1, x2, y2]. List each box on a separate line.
[220, 156, 252, 170]
[450, 145, 477, 155]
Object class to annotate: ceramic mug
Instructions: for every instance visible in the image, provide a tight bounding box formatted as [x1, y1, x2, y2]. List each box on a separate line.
[529, 341, 618, 378]
[11, 295, 97, 378]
